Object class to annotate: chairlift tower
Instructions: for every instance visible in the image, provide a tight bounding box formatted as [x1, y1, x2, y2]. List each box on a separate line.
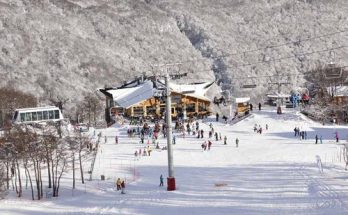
[270, 74, 290, 114]
[154, 63, 185, 192]
[164, 73, 176, 191]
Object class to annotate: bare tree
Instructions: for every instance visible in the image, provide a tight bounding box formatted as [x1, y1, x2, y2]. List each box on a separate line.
[83, 92, 102, 127]
[0, 163, 6, 199]
[76, 133, 91, 184]
[51, 138, 69, 197]
[0, 88, 37, 128]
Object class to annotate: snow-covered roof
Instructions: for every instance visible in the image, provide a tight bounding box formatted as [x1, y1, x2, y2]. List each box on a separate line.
[170, 82, 213, 102]
[235, 97, 250, 103]
[267, 94, 291, 98]
[103, 80, 214, 108]
[327, 86, 348, 97]
[107, 81, 154, 108]
[15, 106, 59, 112]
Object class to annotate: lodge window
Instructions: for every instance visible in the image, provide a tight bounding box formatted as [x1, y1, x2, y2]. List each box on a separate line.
[48, 110, 54, 119]
[186, 104, 195, 113]
[25, 112, 32, 121]
[146, 106, 156, 116]
[20, 113, 25, 122]
[133, 107, 144, 115]
[54, 110, 60, 119]
[199, 103, 207, 112]
[32, 112, 38, 121]
[37, 112, 43, 120]
[43, 111, 48, 120]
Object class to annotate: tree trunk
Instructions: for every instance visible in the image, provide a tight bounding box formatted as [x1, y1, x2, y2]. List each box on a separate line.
[6, 162, 9, 189]
[51, 159, 56, 197]
[33, 160, 40, 200]
[24, 167, 28, 189]
[79, 151, 84, 184]
[55, 160, 66, 197]
[38, 162, 43, 198]
[16, 161, 22, 197]
[72, 154, 75, 189]
[25, 166, 35, 200]
[47, 155, 51, 188]
[93, 104, 97, 127]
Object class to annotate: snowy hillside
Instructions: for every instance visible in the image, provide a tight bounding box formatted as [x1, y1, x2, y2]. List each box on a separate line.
[2, 107, 348, 214]
[0, 0, 347, 110]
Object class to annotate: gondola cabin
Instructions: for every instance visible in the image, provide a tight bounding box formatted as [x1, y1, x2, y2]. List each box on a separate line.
[12, 106, 64, 124]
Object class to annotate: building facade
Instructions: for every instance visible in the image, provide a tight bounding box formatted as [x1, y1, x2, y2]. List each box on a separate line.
[99, 76, 214, 124]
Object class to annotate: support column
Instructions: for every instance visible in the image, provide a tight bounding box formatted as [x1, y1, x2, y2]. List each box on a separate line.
[165, 74, 175, 191]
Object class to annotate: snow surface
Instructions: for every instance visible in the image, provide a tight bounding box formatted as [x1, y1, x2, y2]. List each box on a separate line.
[1, 107, 348, 215]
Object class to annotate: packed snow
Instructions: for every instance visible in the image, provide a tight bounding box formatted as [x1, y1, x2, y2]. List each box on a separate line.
[1, 107, 348, 215]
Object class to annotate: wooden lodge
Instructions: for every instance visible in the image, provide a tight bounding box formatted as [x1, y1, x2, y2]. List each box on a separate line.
[235, 97, 250, 116]
[99, 76, 214, 124]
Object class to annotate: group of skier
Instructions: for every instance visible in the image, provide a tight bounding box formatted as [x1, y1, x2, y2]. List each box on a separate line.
[115, 178, 126, 194]
[294, 127, 341, 144]
[253, 124, 268, 134]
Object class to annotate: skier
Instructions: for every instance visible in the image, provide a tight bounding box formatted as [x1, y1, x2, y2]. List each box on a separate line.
[201, 141, 207, 151]
[173, 134, 176, 145]
[224, 136, 227, 145]
[265, 124, 268, 130]
[115, 136, 118, 144]
[216, 113, 219, 122]
[258, 102, 261, 111]
[208, 140, 212, 150]
[215, 132, 219, 141]
[315, 134, 318, 144]
[121, 180, 126, 194]
[116, 178, 122, 191]
[201, 129, 204, 138]
[159, 174, 164, 187]
[209, 131, 212, 139]
[235, 137, 239, 148]
[320, 135, 323, 144]
[335, 132, 339, 142]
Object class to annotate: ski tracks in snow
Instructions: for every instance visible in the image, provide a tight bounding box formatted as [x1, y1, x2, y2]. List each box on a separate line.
[295, 165, 348, 213]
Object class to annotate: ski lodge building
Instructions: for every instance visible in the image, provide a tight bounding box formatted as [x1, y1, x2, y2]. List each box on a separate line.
[327, 85, 348, 105]
[99, 76, 215, 124]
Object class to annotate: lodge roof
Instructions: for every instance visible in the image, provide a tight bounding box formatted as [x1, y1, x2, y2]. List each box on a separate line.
[99, 77, 215, 108]
[235, 97, 250, 103]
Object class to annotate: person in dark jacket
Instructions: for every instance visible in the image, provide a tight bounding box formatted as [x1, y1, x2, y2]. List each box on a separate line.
[159, 174, 164, 187]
